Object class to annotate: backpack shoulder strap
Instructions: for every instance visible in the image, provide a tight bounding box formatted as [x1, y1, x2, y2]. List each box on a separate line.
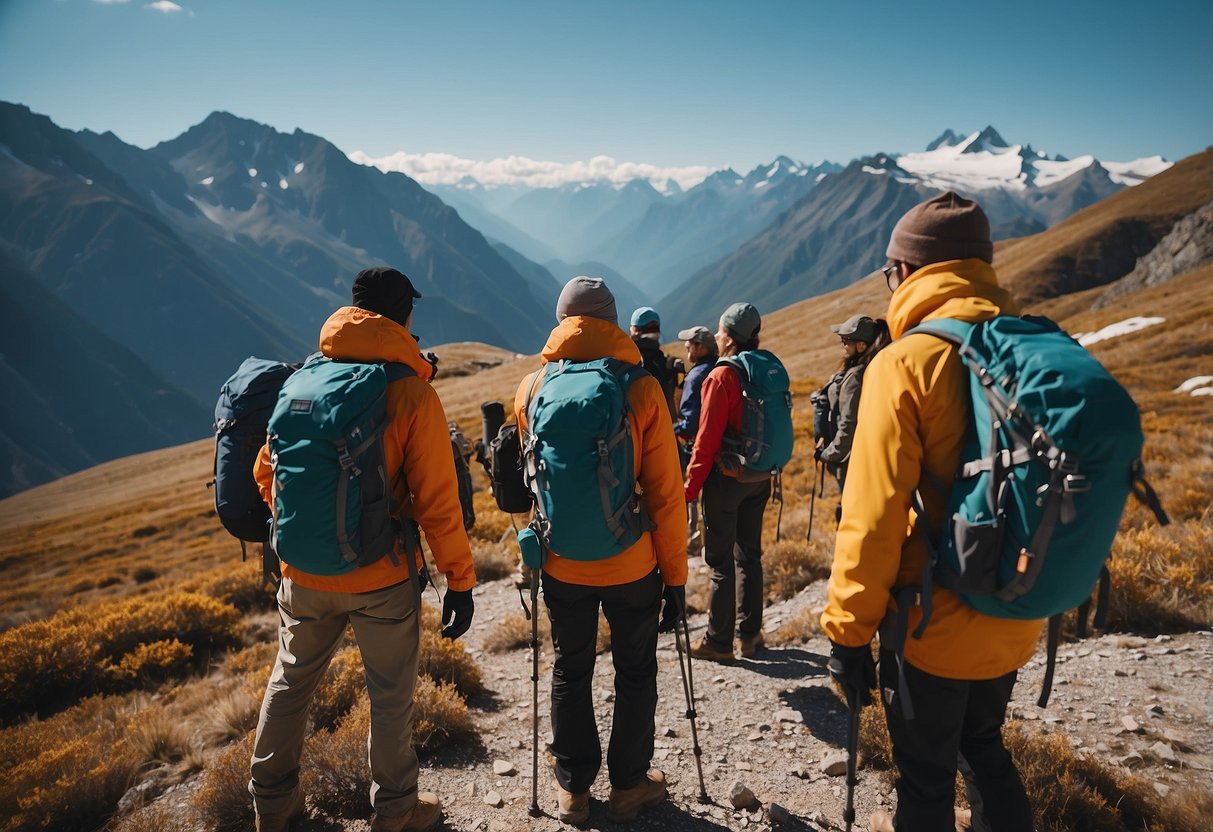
[715, 355, 749, 385]
[905, 317, 974, 346]
[383, 362, 418, 383]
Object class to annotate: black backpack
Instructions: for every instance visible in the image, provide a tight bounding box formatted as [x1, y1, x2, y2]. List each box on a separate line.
[634, 337, 678, 418]
[212, 357, 297, 544]
[449, 421, 476, 531]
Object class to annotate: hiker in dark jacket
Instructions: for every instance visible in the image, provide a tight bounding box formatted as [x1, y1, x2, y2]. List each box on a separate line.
[630, 306, 678, 418]
[516, 279, 687, 826]
[684, 303, 771, 662]
[673, 325, 717, 446]
[822, 193, 1038, 832]
[814, 315, 890, 500]
[249, 268, 475, 832]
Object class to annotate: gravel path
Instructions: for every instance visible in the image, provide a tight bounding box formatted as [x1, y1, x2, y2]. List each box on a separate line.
[299, 560, 1213, 832]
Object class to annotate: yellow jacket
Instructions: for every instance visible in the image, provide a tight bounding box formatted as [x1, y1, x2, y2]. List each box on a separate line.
[820, 259, 1043, 680]
[255, 306, 476, 594]
[514, 316, 688, 588]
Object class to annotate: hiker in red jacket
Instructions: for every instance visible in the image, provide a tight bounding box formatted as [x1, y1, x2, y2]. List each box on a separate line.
[684, 302, 771, 662]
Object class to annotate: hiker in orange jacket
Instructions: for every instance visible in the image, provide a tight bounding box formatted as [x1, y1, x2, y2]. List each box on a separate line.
[249, 267, 476, 832]
[820, 194, 1039, 832]
[514, 276, 687, 825]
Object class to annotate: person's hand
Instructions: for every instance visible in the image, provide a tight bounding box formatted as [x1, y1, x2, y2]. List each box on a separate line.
[827, 641, 877, 710]
[813, 446, 824, 461]
[658, 585, 686, 632]
[441, 588, 474, 640]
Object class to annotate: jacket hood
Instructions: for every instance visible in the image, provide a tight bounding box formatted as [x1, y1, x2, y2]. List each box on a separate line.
[886, 258, 1018, 339]
[540, 316, 642, 364]
[318, 306, 435, 380]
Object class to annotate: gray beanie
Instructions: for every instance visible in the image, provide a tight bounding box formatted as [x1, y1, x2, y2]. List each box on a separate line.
[887, 191, 993, 266]
[556, 276, 617, 324]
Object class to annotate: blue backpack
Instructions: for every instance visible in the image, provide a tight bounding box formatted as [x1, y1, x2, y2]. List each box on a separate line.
[213, 357, 298, 546]
[717, 350, 795, 476]
[521, 358, 652, 561]
[902, 316, 1168, 706]
[267, 354, 416, 576]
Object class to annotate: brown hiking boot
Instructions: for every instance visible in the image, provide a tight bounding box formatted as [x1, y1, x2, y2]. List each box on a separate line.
[370, 792, 442, 832]
[557, 784, 590, 826]
[740, 632, 764, 658]
[607, 769, 667, 823]
[869, 809, 894, 832]
[689, 636, 735, 664]
[254, 789, 305, 832]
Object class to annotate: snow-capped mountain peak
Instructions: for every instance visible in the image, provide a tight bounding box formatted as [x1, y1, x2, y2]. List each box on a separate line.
[895, 127, 1171, 194]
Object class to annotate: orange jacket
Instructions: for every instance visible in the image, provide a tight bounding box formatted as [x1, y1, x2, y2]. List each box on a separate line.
[513, 316, 688, 588]
[820, 259, 1043, 680]
[254, 307, 476, 594]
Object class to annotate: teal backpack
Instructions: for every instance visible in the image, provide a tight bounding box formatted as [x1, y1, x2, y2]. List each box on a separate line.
[521, 357, 653, 561]
[900, 316, 1168, 707]
[267, 353, 416, 576]
[717, 350, 795, 476]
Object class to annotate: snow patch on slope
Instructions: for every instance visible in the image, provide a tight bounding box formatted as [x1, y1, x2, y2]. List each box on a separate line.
[1075, 316, 1165, 346]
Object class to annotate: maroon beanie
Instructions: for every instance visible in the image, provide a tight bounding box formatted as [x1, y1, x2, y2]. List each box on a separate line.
[887, 191, 993, 266]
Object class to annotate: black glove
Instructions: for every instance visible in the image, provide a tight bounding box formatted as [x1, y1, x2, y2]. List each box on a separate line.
[813, 446, 824, 462]
[658, 585, 686, 633]
[441, 588, 474, 640]
[827, 641, 877, 710]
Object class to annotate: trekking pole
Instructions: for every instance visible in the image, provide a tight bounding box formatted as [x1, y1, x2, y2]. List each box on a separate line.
[672, 602, 709, 803]
[806, 459, 820, 543]
[528, 566, 542, 818]
[842, 687, 861, 832]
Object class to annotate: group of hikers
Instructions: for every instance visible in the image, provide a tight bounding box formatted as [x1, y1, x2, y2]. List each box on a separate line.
[228, 191, 1162, 832]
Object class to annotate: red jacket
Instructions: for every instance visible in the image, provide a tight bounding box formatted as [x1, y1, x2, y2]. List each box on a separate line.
[684, 362, 744, 501]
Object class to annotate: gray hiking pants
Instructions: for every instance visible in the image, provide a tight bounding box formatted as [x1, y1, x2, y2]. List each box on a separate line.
[249, 576, 421, 816]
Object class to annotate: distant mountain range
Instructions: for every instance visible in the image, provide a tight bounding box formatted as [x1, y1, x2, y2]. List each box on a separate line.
[0, 102, 565, 495]
[362, 127, 1169, 321]
[0, 103, 1181, 496]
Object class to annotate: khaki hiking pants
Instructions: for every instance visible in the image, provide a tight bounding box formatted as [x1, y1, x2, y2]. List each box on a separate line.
[249, 576, 421, 817]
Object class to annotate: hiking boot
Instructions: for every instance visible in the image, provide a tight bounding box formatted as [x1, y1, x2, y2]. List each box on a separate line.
[254, 789, 305, 832]
[557, 784, 590, 826]
[370, 792, 442, 832]
[868, 810, 894, 832]
[689, 636, 735, 664]
[606, 770, 667, 823]
[740, 632, 764, 658]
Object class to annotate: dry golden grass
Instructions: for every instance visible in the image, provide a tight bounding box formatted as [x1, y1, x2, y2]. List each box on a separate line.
[484, 610, 552, 654]
[470, 538, 516, 582]
[1004, 722, 1207, 832]
[200, 687, 262, 746]
[0, 590, 242, 722]
[112, 803, 200, 832]
[412, 675, 476, 749]
[190, 731, 256, 832]
[0, 696, 143, 832]
[311, 646, 365, 731]
[766, 606, 820, 647]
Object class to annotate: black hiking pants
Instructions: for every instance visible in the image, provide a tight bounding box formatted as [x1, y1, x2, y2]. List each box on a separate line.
[701, 471, 770, 650]
[542, 568, 661, 793]
[879, 649, 1033, 832]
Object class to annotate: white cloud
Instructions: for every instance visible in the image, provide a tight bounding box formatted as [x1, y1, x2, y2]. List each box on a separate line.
[145, 1, 184, 12]
[348, 149, 716, 193]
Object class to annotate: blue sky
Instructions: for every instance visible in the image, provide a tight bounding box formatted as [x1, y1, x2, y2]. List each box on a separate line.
[1, 0, 1209, 173]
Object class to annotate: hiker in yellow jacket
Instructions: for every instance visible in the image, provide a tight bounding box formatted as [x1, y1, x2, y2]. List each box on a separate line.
[250, 267, 475, 832]
[820, 194, 1040, 832]
[514, 276, 687, 825]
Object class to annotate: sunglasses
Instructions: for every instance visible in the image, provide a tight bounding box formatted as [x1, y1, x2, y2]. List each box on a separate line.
[882, 263, 898, 292]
